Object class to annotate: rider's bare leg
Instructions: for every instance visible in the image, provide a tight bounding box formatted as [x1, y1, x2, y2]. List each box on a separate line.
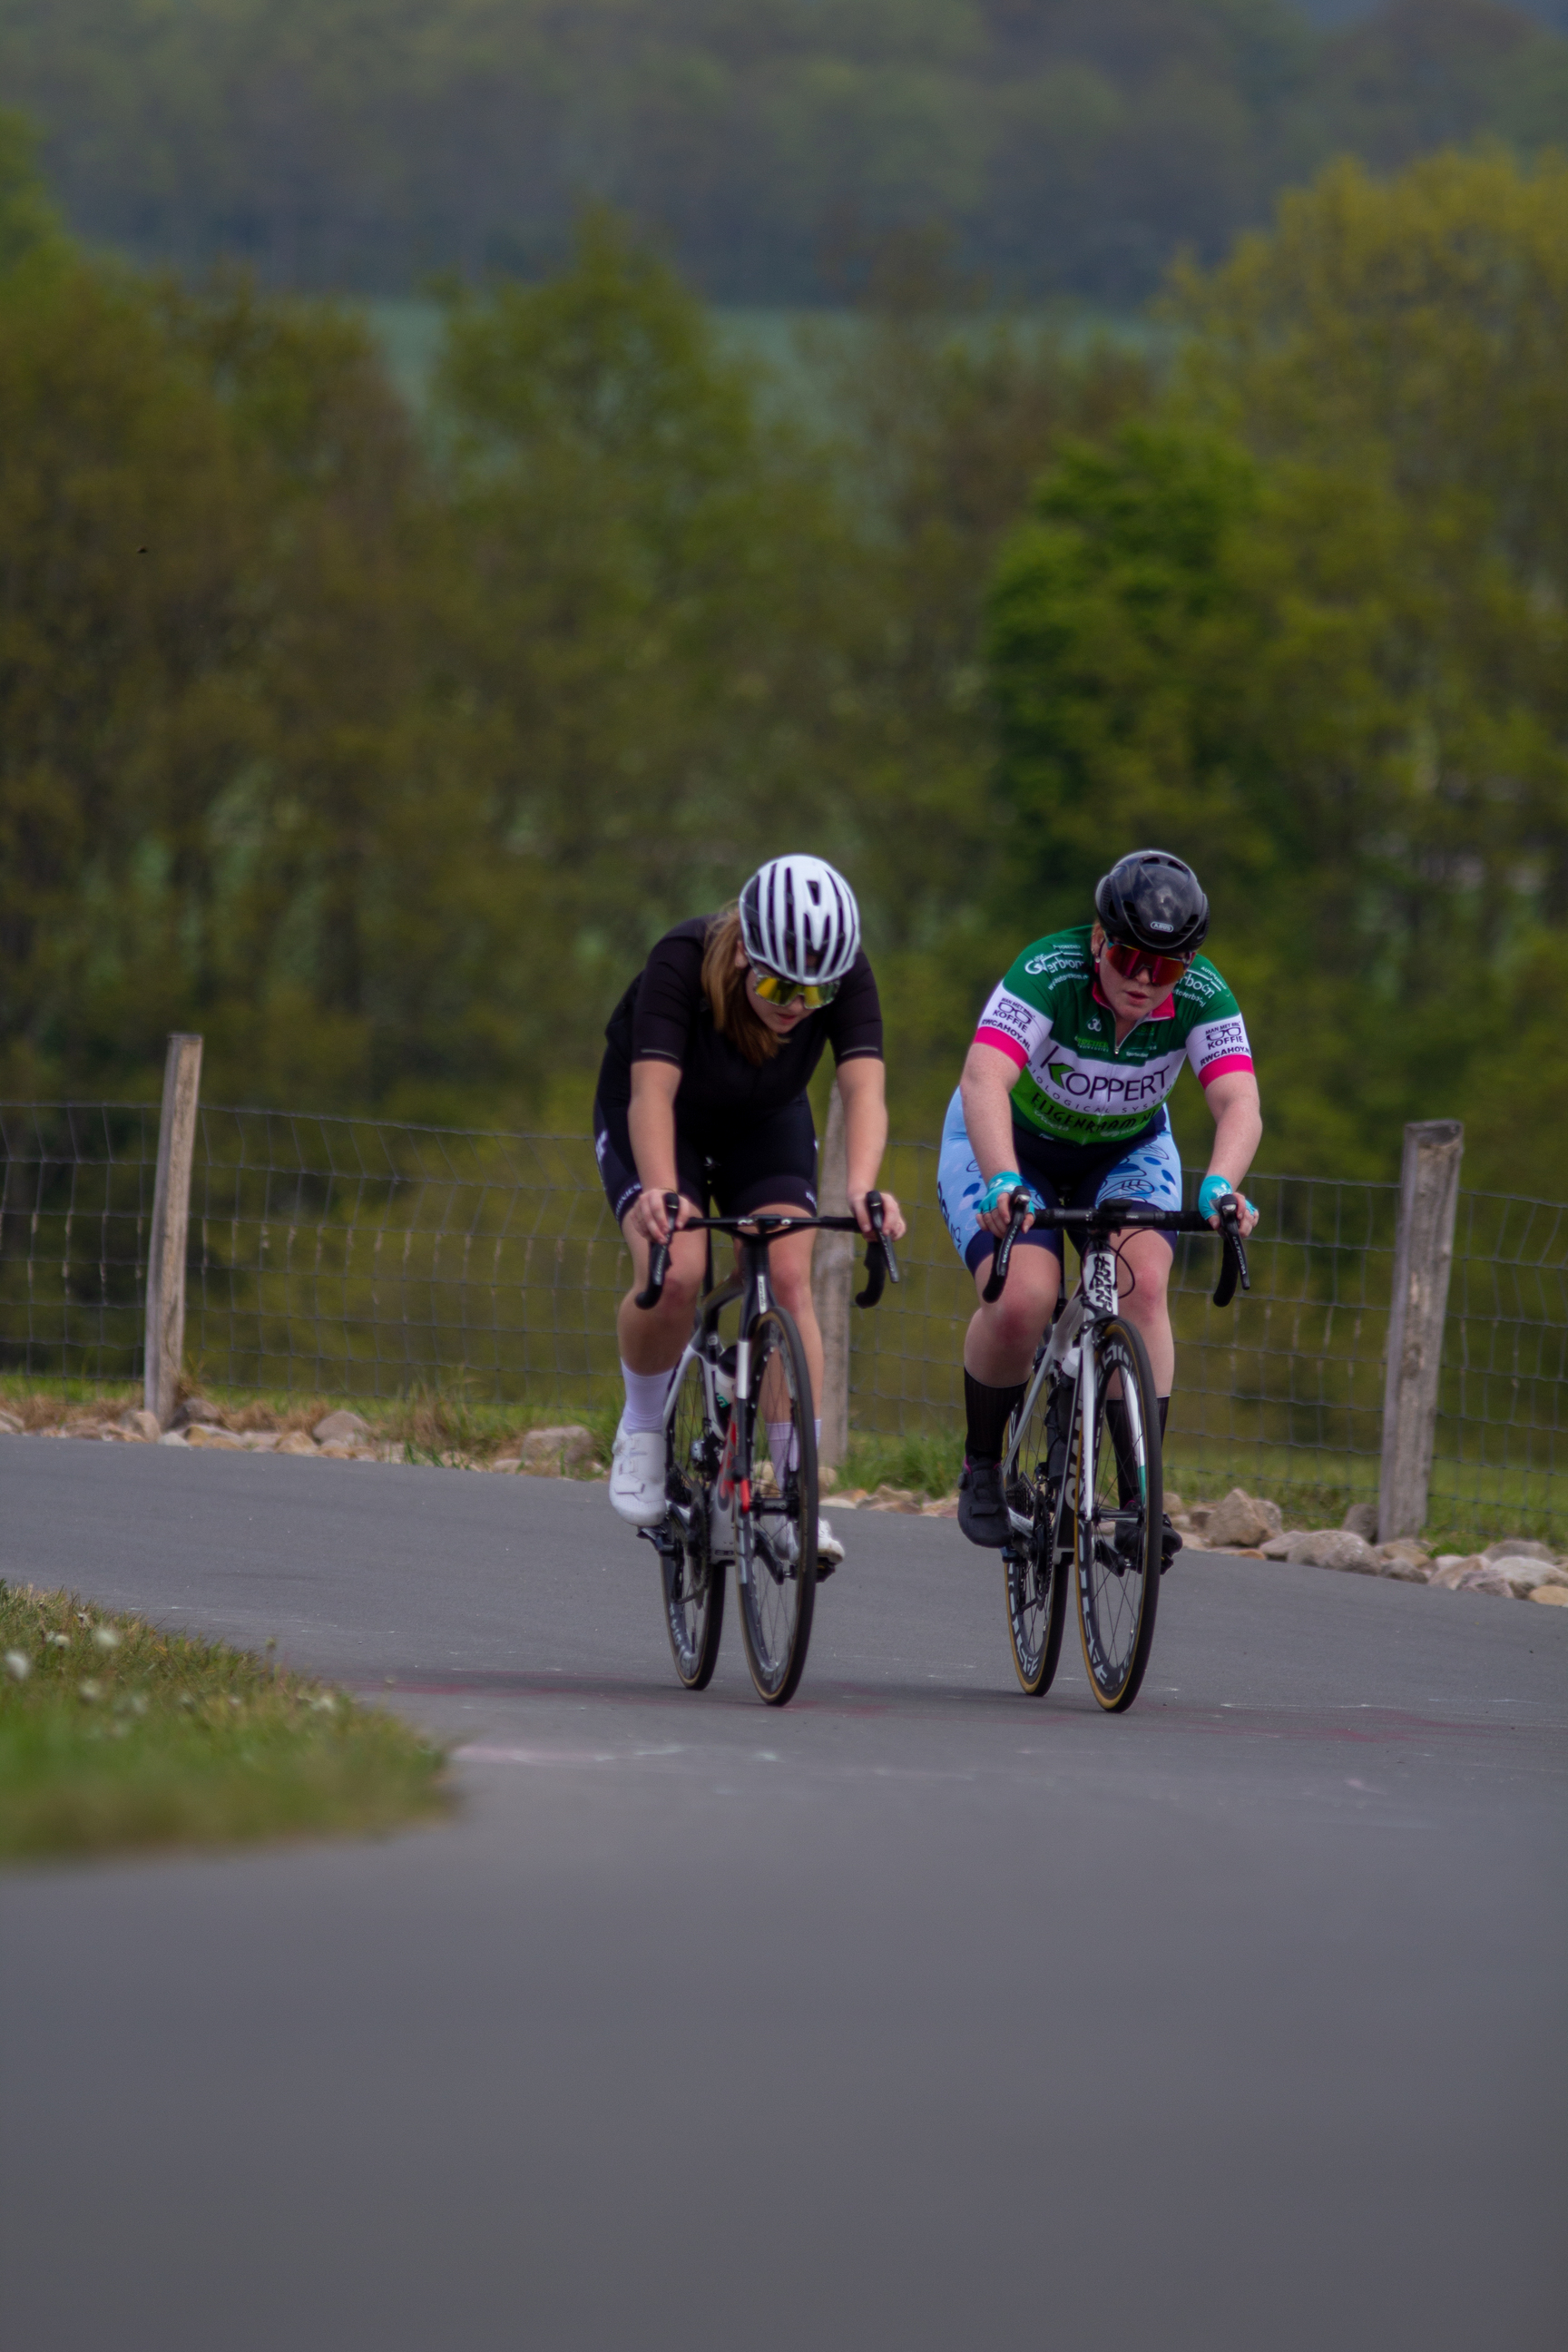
[963, 1245, 1062, 1387]
[741, 1205, 822, 1410]
[615, 1199, 709, 1377]
[1108, 1227, 1174, 1395]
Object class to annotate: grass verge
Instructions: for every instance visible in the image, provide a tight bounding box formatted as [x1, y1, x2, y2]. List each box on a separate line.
[0, 1582, 450, 1864]
[837, 1428, 965, 1502]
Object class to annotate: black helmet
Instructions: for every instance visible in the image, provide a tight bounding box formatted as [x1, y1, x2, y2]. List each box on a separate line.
[1094, 849, 1209, 956]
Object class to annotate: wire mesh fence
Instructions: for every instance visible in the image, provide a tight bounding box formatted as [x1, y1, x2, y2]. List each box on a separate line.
[2, 1103, 1564, 1546]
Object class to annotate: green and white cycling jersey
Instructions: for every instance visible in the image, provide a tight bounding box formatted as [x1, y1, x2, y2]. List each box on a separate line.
[975, 925, 1254, 1147]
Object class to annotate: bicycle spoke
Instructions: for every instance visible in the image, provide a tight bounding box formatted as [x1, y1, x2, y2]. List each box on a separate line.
[735, 1308, 818, 1704]
[1075, 1321, 1161, 1712]
[659, 1351, 726, 1690]
[1002, 1363, 1069, 1698]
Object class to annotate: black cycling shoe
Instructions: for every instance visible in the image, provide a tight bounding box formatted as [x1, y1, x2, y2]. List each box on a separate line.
[957, 1456, 1010, 1549]
[1161, 1514, 1183, 1574]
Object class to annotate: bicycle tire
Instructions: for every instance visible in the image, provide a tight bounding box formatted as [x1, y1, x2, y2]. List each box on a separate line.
[1074, 1316, 1161, 1713]
[661, 1350, 726, 1690]
[735, 1305, 818, 1706]
[1002, 1368, 1070, 1698]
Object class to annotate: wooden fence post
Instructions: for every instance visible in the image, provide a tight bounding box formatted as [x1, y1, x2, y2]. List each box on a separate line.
[143, 1034, 203, 1428]
[1377, 1118, 1464, 1544]
[811, 1082, 852, 1472]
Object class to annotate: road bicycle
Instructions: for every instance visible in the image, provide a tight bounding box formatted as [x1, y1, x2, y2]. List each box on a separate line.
[634, 1190, 898, 1706]
[985, 1191, 1250, 1713]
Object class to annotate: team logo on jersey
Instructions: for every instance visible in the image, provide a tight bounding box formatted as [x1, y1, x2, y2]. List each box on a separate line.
[1023, 946, 1083, 978]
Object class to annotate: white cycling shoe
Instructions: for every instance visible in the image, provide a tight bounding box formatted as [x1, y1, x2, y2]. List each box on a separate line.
[762, 1513, 845, 1577]
[609, 1421, 666, 1528]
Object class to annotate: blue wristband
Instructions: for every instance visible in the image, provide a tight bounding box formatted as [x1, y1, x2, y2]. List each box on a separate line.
[1200, 1174, 1253, 1219]
[978, 1171, 1040, 1218]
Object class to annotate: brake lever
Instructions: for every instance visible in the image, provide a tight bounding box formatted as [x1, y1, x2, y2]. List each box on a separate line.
[855, 1191, 899, 1308]
[982, 1194, 1031, 1305]
[633, 1191, 683, 1310]
[1211, 1200, 1250, 1308]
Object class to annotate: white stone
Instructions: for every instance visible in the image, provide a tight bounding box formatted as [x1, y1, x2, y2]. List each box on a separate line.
[1480, 1538, 1557, 1566]
[118, 1407, 162, 1442]
[521, 1425, 598, 1474]
[1202, 1488, 1283, 1548]
[1375, 1538, 1432, 1578]
[311, 1408, 372, 1445]
[174, 1396, 225, 1428]
[1285, 1528, 1379, 1573]
[277, 1430, 318, 1456]
[864, 1485, 922, 1514]
[1489, 1556, 1568, 1596]
[157, 1428, 189, 1446]
[185, 1424, 241, 1450]
[1456, 1564, 1513, 1597]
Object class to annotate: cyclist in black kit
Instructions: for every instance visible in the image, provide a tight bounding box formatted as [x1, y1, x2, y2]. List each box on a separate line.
[594, 855, 906, 1570]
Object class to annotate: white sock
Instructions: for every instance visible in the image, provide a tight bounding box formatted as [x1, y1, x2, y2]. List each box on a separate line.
[621, 1361, 671, 1436]
[766, 1419, 797, 1479]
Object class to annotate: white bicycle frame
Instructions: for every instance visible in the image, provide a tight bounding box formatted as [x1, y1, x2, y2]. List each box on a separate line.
[1000, 1237, 1148, 1544]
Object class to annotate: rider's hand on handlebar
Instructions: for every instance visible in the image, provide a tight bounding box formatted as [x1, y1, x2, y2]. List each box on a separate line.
[976, 1170, 1040, 1240]
[850, 1189, 906, 1241]
[1198, 1171, 1259, 1240]
[627, 1187, 687, 1247]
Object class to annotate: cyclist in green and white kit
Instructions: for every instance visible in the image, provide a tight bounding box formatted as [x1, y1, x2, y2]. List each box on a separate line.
[938, 850, 1262, 1552]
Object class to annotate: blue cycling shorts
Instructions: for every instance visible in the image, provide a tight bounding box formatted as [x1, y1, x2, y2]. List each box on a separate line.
[936, 1086, 1184, 1275]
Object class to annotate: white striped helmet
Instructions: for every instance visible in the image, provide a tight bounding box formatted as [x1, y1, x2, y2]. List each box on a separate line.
[739, 855, 861, 986]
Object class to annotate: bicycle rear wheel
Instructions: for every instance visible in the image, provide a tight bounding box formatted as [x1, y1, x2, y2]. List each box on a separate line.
[1002, 1367, 1070, 1698]
[661, 1350, 726, 1690]
[1074, 1316, 1161, 1713]
[736, 1306, 818, 1706]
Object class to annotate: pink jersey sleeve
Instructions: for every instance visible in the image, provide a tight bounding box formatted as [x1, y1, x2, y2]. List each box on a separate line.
[974, 980, 1051, 1071]
[1187, 1009, 1254, 1090]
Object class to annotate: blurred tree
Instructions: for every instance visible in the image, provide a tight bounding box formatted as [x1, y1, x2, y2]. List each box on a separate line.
[1, 1, 1563, 303]
[987, 149, 1568, 1186]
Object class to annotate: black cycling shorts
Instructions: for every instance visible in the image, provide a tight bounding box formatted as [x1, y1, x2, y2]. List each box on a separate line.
[593, 1092, 818, 1225]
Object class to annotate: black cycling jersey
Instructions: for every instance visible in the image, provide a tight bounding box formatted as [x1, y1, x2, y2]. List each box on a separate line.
[598, 915, 883, 1121]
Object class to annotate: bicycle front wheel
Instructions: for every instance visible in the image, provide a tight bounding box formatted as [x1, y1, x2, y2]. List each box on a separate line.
[1003, 1369, 1070, 1698]
[1074, 1316, 1162, 1713]
[661, 1350, 726, 1690]
[736, 1306, 818, 1706]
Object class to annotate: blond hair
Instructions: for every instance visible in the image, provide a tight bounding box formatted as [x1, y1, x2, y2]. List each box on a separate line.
[701, 906, 780, 1065]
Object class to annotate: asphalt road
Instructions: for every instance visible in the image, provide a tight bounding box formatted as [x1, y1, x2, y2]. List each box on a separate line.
[2, 1439, 1564, 2352]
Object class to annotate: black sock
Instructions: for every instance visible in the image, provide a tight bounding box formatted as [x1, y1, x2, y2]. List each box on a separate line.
[1105, 1400, 1137, 1506]
[1104, 1396, 1172, 1507]
[965, 1370, 1024, 1463]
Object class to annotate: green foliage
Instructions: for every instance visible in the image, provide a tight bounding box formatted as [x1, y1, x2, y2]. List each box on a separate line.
[2, 129, 1566, 1201]
[1, 3, 1565, 300]
[988, 148, 1568, 1188]
[0, 106, 61, 274]
[0, 1580, 448, 1859]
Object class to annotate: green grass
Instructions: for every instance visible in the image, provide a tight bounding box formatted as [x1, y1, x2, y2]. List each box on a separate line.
[836, 1428, 964, 1502]
[0, 1373, 614, 1472]
[0, 1582, 451, 1864]
[1162, 1441, 1567, 1553]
